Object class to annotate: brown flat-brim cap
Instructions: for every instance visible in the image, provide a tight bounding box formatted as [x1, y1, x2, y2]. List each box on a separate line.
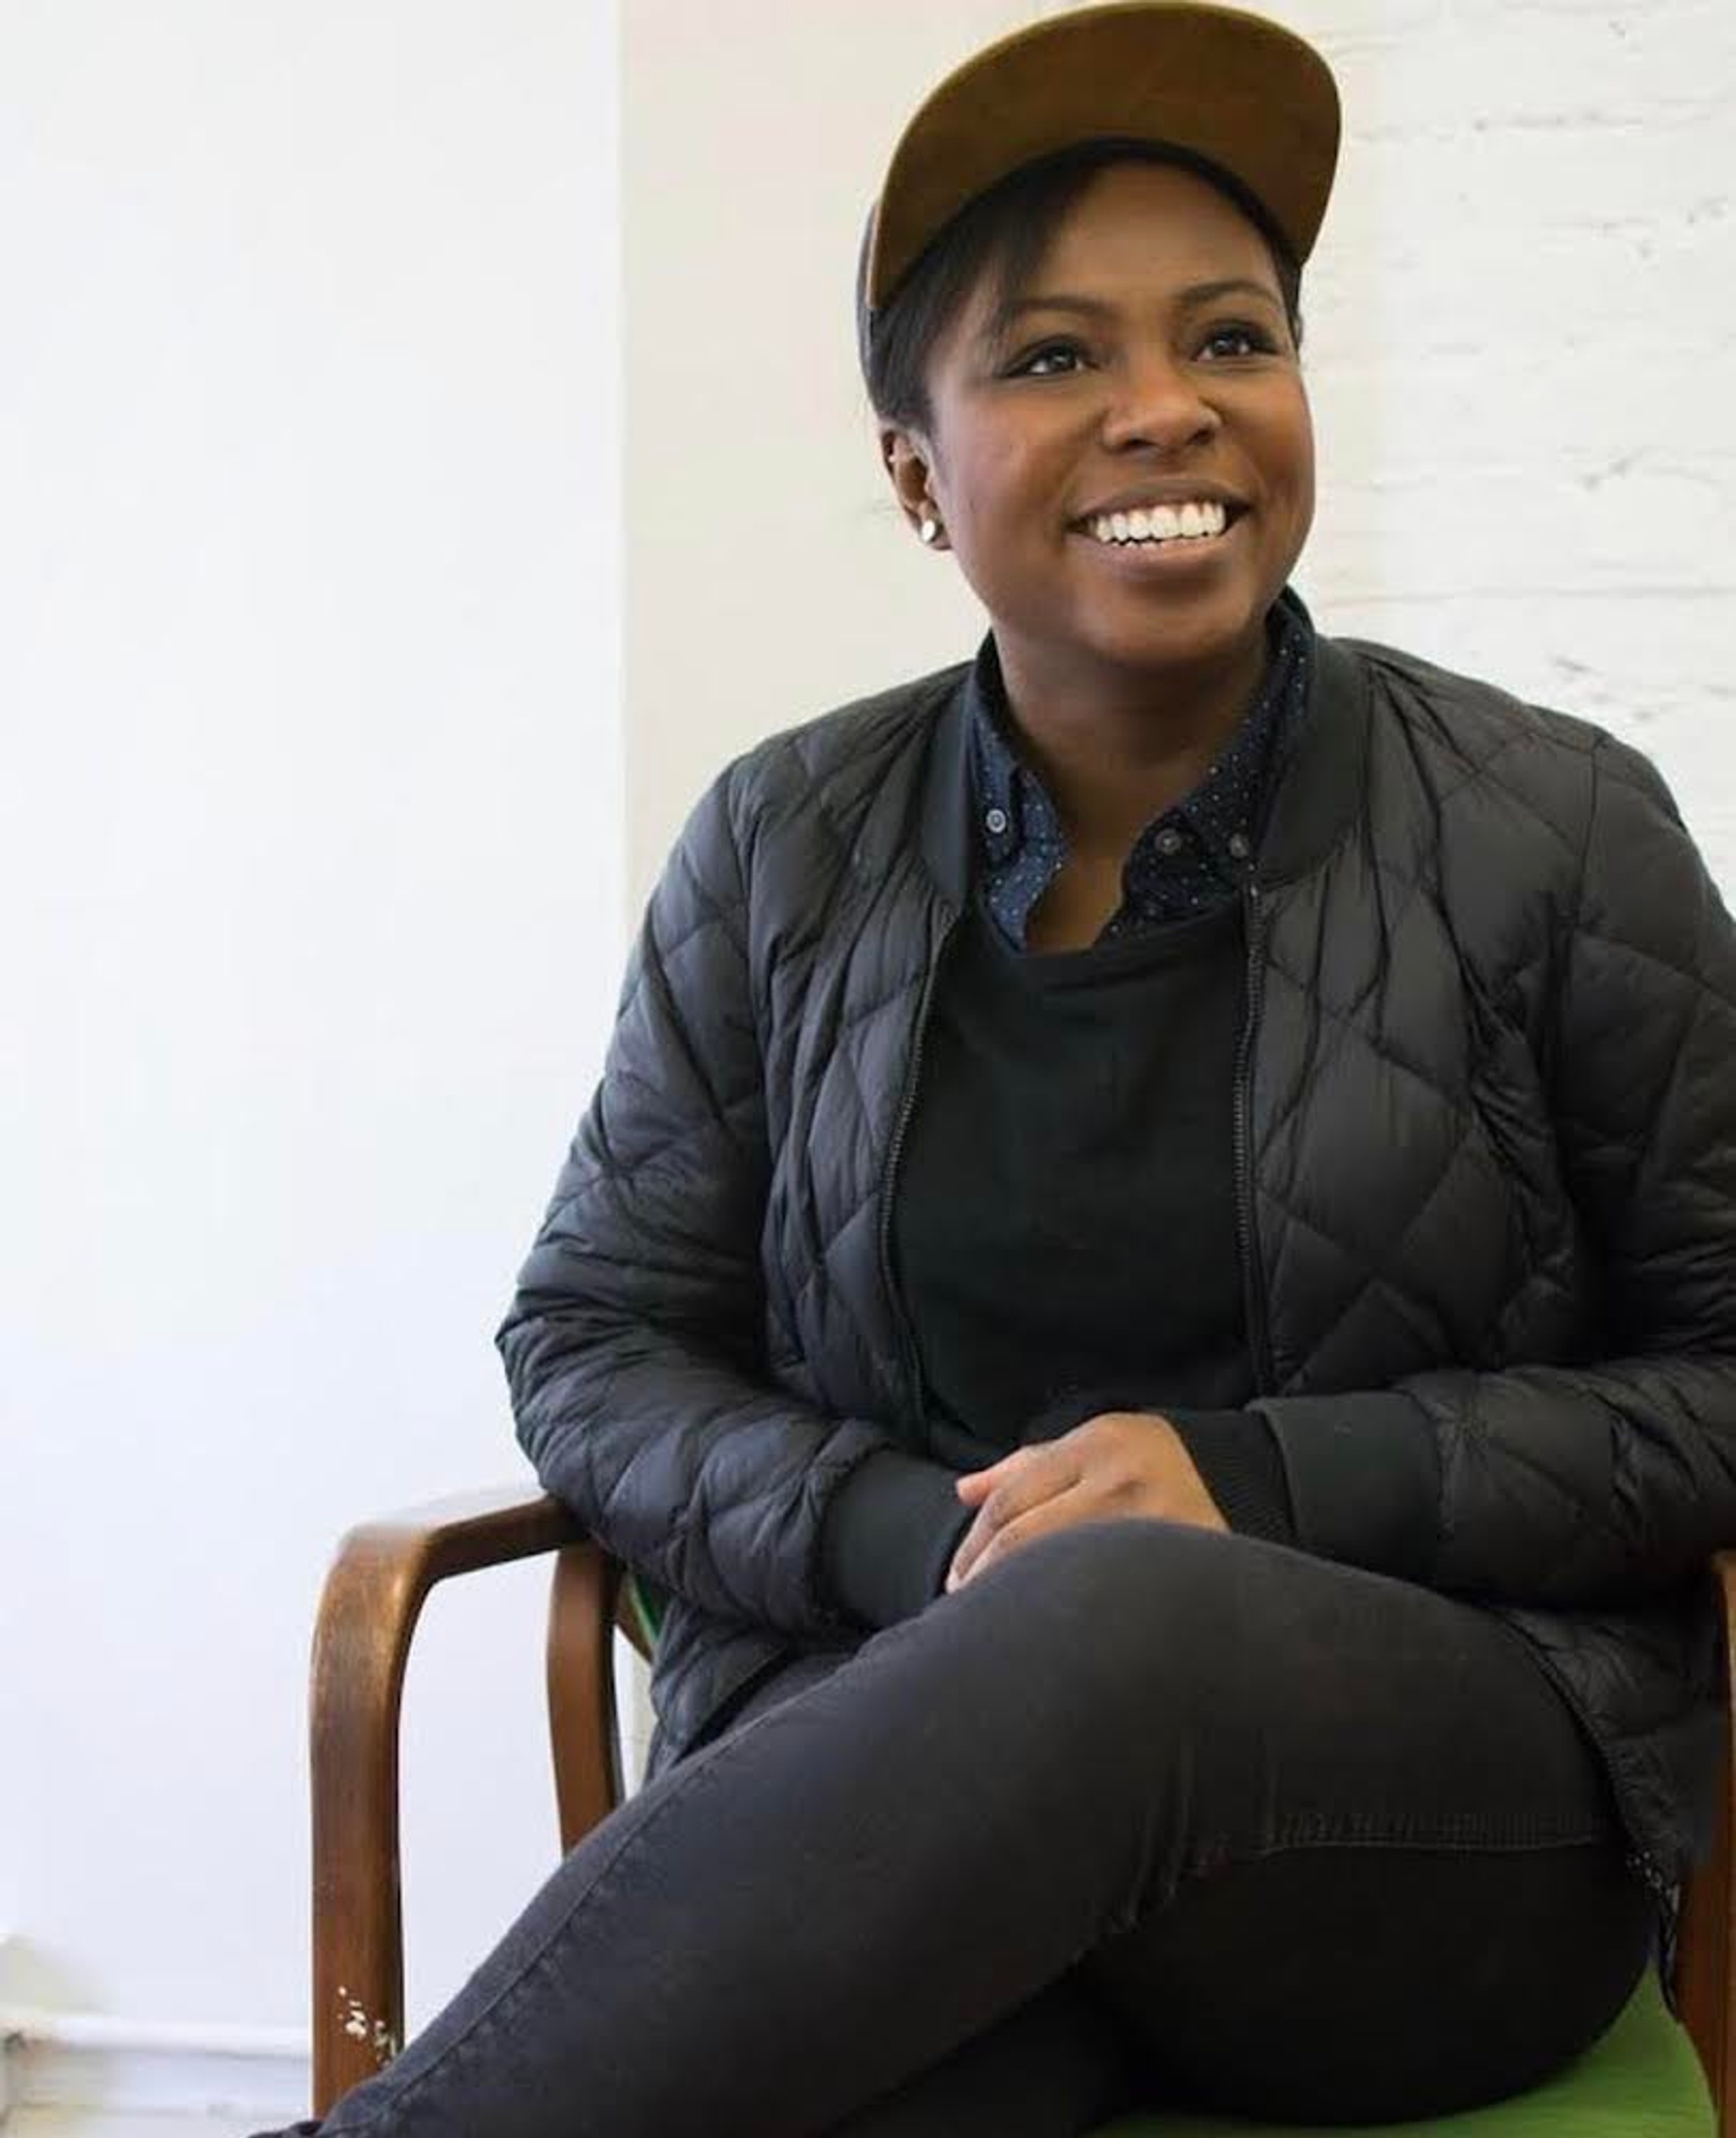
[863, 1, 1341, 314]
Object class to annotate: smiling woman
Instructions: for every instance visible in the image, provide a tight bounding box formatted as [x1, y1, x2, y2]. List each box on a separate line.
[253, 6, 1736, 2135]
[879, 155, 1315, 940]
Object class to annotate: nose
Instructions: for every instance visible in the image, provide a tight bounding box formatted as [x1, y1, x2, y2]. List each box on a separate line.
[1099, 350, 1221, 454]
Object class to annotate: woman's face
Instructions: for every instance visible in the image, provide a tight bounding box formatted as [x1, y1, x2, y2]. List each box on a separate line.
[889, 160, 1315, 701]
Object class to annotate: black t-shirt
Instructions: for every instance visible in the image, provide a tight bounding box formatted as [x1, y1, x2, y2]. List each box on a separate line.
[892, 896, 1252, 1457]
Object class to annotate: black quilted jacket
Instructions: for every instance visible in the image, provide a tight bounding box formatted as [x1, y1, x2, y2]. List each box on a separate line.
[498, 620, 1736, 1895]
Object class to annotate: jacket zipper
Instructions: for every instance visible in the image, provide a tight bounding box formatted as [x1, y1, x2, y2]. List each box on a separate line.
[877, 908, 960, 1434]
[1233, 881, 1277, 1395]
[1638, 1851, 1682, 2010]
[1527, 1657, 1681, 2004]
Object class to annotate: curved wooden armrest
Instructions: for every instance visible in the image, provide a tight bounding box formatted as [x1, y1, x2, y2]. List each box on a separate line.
[309, 1485, 624, 2113]
[1678, 1549, 1736, 2131]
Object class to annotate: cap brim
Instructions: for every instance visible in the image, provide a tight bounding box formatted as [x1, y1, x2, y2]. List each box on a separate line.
[865, 1, 1340, 312]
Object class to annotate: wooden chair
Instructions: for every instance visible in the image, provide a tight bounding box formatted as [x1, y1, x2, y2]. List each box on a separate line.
[309, 1493, 1736, 2130]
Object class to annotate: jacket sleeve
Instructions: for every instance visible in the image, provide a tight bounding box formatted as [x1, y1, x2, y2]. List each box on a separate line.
[497, 766, 952, 1635]
[1253, 734, 1736, 1607]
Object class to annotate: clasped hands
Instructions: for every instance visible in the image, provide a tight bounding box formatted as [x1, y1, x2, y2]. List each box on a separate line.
[946, 1410, 1227, 1592]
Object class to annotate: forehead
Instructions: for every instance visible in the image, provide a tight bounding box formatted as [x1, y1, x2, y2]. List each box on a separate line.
[1016, 160, 1282, 298]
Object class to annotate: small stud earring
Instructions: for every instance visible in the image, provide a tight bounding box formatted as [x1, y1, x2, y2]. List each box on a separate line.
[919, 515, 941, 546]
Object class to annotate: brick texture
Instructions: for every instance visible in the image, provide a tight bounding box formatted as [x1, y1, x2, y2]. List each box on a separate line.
[1262, 0, 1736, 878]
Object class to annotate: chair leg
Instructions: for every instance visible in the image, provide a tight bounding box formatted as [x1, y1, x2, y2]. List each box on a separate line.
[548, 1539, 624, 1853]
[309, 1539, 414, 2114]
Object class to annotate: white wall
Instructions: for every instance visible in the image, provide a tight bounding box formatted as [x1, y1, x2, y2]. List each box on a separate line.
[0, 0, 621, 2091]
[624, 0, 1021, 901]
[626, 0, 1736, 899]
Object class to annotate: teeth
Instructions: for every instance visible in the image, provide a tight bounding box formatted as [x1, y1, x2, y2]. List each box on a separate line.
[1086, 499, 1230, 546]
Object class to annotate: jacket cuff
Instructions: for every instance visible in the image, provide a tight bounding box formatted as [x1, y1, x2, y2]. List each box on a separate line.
[1252, 1389, 1440, 1579]
[1021, 1386, 1154, 1443]
[1163, 1407, 1297, 1545]
[821, 1449, 971, 1628]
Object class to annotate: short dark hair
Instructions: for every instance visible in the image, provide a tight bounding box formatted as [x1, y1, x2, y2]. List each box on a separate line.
[858, 139, 1305, 432]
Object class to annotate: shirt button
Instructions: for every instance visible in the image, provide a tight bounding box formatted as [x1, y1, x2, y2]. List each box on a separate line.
[1227, 830, 1252, 860]
[985, 806, 1010, 837]
[1155, 827, 1184, 858]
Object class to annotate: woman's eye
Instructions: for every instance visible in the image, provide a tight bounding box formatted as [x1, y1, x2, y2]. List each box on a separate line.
[1009, 340, 1087, 378]
[1199, 321, 1275, 361]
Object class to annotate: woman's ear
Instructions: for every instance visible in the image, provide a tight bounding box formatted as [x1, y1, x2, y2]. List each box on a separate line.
[881, 426, 949, 550]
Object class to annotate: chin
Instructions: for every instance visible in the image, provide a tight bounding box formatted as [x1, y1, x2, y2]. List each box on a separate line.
[1085, 598, 1263, 678]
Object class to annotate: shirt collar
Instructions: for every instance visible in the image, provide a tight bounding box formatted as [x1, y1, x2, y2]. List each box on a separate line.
[966, 638, 1032, 869]
[964, 590, 1313, 882]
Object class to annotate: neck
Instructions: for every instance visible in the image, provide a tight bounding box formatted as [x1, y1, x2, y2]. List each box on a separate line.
[994, 629, 1271, 860]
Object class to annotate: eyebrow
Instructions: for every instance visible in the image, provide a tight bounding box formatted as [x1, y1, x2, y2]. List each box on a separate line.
[982, 276, 1284, 344]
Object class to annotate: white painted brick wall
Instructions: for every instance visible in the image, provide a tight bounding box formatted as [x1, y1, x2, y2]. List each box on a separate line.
[1269, 0, 1736, 880]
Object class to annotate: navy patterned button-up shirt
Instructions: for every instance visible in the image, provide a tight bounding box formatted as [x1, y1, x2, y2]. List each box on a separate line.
[968, 596, 1314, 948]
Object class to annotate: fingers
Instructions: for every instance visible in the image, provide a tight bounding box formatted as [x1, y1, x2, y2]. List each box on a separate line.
[948, 1445, 1079, 1589]
[954, 1450, 1029, 1506]
[946, 1511, 992, 1589]
[949, 1490, 1091, 1590]
[953, 1446, 1055, 1517]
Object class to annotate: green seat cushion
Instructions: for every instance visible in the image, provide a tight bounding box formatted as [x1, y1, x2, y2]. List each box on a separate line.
[1092, 1968, 1712, 2136]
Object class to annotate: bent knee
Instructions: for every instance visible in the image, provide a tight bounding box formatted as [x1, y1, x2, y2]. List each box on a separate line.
[957, 1519, 1286, 1699]
[916, 1523, 1296, 1789]
[975, 1516, 1260, 1623]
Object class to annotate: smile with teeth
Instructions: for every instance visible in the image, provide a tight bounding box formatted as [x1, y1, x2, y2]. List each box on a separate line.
[1086, 499, 1232, 546]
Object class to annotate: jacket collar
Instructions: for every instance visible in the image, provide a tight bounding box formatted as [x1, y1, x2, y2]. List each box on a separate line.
[1257, 625, 1370, 888]
[918, 588, 1370, 911]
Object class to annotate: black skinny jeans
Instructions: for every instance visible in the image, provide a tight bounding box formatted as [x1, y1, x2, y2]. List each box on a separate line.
[263, 1523, 1655, 2137]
